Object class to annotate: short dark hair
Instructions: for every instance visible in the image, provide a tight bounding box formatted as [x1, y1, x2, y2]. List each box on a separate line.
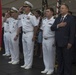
[68, 11, 72, 15]
[2, 13, 5, 17]
[46, 7, 54, 15]
[61, 4, 69, 10]
[36, 10, 42, 16]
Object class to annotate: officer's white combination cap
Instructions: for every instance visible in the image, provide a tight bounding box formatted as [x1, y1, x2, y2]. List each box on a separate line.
[11, 7, 18, 12]
[24, 1, 33, 8]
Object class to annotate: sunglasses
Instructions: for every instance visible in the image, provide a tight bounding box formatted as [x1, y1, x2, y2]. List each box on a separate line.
[11, 12, 14, 13]
[23, 6, 28, 8]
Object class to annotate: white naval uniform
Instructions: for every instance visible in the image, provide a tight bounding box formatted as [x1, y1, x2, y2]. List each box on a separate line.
[3, 22, 10, 55]
[41, 17, 55, 72]
[9, 18, 21, 62]
[18, 14, 25, 20]
[6, 17, 15, 57]
[21, 12, 37, 68]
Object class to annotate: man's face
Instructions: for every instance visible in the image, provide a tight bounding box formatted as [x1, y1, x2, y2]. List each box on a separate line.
[23, 6, 30, 12]
[45, 9, 53, 17]
[60, 5, 68, 15]
[34, 12, 39, 17]
[5, 12, 10, 18]
[11, 11, 17, 17]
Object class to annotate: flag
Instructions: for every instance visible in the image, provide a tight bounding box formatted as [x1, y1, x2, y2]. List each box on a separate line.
[0, 0, 2, 51]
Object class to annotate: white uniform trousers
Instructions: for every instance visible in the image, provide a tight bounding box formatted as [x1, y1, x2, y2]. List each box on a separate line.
[42, 37, 55, 71]
[9, 32, 19, 62]
[22, 32, 34, 67]
[3, 32, 10, 55]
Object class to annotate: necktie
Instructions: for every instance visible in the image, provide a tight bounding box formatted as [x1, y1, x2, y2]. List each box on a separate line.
[60, 17, 64, 22]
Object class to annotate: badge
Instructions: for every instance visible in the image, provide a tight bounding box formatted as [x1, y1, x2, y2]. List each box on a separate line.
[23, 17, 24, 19]
[49, 23, 53, 25]
[27, 17, 30, 20]
[13, 26, 14, 28]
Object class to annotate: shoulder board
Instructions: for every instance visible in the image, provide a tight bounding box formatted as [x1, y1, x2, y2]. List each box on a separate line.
[30, 13, 34, 16]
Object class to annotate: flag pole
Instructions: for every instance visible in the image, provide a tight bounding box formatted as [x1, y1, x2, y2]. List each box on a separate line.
[0, 0, 2, 51]
[56, 0, 62, 16]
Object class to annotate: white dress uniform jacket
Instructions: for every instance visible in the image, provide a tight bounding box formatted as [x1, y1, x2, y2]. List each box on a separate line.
[9, 18, 21, 62]
[20, 12, 37, 68]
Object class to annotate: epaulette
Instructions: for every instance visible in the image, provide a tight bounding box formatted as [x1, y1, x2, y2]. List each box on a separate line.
[30, 13, 34, 16]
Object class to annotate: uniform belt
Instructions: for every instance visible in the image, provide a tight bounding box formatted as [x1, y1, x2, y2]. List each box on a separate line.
[23, 31, 26, 34]
[9, 32, 14, 33]
[23, 31, 33, 34]
[44, 38, 48, 40]
[4, 31, 9, 33]
[44, 36, 54, 40]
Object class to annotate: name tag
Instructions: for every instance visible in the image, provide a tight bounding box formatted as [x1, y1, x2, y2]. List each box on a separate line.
[49, 23, 53, 25]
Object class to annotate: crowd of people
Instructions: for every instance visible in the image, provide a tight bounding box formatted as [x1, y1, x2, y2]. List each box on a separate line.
[1, 1, 76, 75]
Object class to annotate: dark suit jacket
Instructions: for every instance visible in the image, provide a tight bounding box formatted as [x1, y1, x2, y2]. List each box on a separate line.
[51, 14, 75, 47]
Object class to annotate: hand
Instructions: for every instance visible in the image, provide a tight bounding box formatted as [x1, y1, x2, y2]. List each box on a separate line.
[19, 6, 23, 12]
[32, 36, 36, 42]
[67, 43, 72, 49]
[14, 35, 18, 41]
[58, 22, 67, 28]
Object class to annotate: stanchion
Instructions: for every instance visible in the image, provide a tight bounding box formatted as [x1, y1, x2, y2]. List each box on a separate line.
[0, 0, 2, 51]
